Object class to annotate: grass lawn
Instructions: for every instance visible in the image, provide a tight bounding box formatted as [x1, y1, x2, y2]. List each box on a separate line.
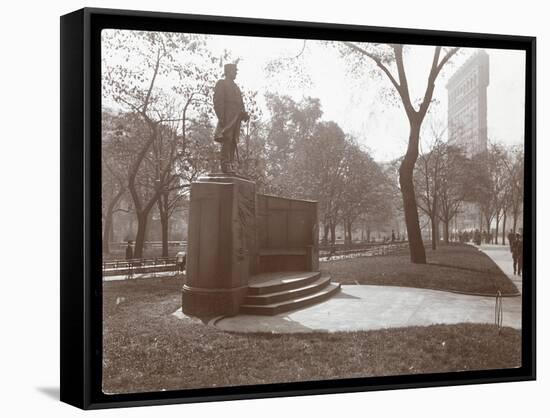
[103, 276, 521, 394]
[321, 243, 518, 296]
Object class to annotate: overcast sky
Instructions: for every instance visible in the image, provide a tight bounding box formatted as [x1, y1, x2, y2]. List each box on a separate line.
[206, 35, 525, 162]
[104, 30, 526, 163]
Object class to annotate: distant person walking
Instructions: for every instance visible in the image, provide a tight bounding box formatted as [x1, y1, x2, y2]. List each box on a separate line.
[507, 229, 515, 252]
[512, 233, 523, 276]
[474, 229, 481, 246]
[176, 251, 186, 274]
[125, 240, 134, 260]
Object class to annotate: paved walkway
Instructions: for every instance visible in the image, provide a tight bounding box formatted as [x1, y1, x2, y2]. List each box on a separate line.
[477, 243, 523, 294]
[214, 284, 521, 333]
[103, 271, 181, 282]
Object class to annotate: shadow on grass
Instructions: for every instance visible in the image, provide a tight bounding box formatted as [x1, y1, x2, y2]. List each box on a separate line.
[427, 262, 493, 274]
[322, 243, 518, 295]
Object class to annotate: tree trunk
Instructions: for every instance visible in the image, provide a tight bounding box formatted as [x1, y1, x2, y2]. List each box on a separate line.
[110, 219, 115, 244]
[102, 190, 124, 254]
[367, 228, 371, 242]
[444, 220, 450, 244]
[345, 220, 353, 246]
[495, 216, 500, 246]
[343, 220, 349, 246]
[454, 216, 458, 242]
[157, 192, 170, 258]
[323, 223, 329, 245]
[160, 212, 169, 257]
[502, 212, 507, 245]
[330, 222, 336, 246]
[479, 209, 483, 231]
[133, 212, 149, 259]
[399, 122, 426, 263]
[431, 216, 437, 250]
[103, 210, 113, 254]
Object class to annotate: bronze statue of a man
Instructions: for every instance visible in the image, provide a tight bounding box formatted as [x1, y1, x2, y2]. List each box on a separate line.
[213, 63, 249, 174]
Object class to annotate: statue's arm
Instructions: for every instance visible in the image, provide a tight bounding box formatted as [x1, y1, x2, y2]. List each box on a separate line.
[213, 80, 224, 121]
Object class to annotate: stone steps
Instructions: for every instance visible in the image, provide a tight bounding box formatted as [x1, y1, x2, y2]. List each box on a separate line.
[247, 271, 322, 295]
[240, 271, 341, 315]
[244, 274, 333, 305]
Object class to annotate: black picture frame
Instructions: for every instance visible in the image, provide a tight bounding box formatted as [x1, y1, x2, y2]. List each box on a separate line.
[60, 7, 536, 410]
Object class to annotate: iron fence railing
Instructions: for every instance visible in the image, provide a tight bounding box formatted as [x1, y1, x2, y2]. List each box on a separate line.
[319, 241, 409, 260]
[102, 256, 179, 278]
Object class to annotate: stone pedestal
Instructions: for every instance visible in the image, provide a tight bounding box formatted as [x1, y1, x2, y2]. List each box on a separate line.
[182, 174, 257, 317]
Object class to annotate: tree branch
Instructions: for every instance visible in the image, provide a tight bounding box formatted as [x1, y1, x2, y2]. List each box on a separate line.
[392, 45, 415, 117]
[419, 47, 459, 116]
[142, 47, 162, 116]
[342, 42, 401, 93]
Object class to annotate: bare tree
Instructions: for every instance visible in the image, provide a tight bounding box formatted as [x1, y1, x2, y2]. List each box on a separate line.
[415, 126, 446, 250]
[340, 43, 459, 263]
[340, 141, 393, 245]
[505, 146, 524, 234]
[437, 144, 469, 243]
[302, 122, 350, 245]
[101, 112, 131, 254]
[472, 142, 509, 243]
[102, 30, 218, 257]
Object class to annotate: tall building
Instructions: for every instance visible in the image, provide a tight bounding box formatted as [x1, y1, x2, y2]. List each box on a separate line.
[446, 50, 490, 156]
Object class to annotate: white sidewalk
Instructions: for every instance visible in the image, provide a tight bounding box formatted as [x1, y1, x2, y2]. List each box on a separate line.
[211, 284, 521, 333]
[477, 244, 522, 294]
[103, 271, 181, 282]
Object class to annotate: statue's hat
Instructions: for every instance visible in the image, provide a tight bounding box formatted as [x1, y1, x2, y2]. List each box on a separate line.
[224, 63, 237, 73]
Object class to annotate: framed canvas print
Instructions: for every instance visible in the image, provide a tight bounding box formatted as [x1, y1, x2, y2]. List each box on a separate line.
[60, 7, 536, 409]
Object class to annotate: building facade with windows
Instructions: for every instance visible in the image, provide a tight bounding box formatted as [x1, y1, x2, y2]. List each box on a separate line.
[446, 50, 490, 157]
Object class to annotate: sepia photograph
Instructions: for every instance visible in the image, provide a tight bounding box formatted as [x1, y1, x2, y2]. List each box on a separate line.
[100, 27, 527, 395]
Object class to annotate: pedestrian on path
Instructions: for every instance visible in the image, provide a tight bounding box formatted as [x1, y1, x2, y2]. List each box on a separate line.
[512, 233, 523, 276]
[474, 229, 481, 245]
[507, 229, 515, 252]
[125, 240, 134, 260]
[176, 250, 186, 274]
